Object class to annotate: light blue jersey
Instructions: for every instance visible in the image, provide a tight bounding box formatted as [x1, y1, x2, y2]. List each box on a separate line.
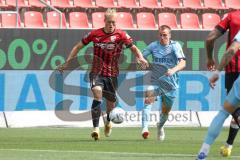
[234, 30, 240, 41]
[143, 40, 185, 89]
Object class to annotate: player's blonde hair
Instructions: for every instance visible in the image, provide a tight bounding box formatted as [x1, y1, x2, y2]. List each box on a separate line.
[105, 8, 117, 19]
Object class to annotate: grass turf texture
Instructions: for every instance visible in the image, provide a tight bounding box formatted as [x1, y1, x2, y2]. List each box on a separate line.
[0, 127, 239, 160]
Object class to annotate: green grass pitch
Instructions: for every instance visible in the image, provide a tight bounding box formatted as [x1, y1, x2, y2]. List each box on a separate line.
[0, 127, 239, 160]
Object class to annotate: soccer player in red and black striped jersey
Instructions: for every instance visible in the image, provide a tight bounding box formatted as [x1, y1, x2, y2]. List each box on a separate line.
[205, 10, 240, 157]
[59, 9, 148, 140]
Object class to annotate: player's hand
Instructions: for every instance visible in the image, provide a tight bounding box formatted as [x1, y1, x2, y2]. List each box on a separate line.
[209, 70, 220, 89]
[136, 57, 149, 70]
[165, 68, 175, 76]
[207, 59, 216, 71]
[57, 64, 66, 73]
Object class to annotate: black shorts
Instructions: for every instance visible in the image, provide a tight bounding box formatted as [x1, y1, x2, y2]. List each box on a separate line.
[225, 72, 240, 93]
[89, 73, 118, 102]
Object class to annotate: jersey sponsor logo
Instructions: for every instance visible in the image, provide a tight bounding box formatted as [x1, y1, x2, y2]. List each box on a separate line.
[110, 36, 116, 42]
[95, 43, 116, 50]
[154, 57, 173, 63]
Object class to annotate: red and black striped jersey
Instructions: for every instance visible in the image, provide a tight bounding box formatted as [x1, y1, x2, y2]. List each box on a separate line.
[82, 28, 133, 77]
[216, 10, 240, 73]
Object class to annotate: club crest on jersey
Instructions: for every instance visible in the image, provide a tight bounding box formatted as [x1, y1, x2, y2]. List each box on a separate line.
[110, 36, 116, 42]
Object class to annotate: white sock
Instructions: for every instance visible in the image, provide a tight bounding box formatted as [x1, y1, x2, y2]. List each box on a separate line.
[225, 143, 233, 149]
[199, 143, 210, 155]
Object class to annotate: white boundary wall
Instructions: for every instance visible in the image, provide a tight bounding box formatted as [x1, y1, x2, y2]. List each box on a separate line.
[0, 111, 232, 128]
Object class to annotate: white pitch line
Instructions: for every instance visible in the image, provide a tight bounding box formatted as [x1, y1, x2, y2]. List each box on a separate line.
[0, 148, 240, 159]
[0, 148, 195, 157]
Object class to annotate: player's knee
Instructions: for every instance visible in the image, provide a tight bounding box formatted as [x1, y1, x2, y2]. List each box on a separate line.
[232, 108, 240, 127]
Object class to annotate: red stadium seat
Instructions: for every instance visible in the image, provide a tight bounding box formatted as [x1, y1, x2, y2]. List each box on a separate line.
[92, 12, 105, 28]
[137, 12, 157, 29]
[116, 12, 134, 29]
[161, 0, 182, 9]
[6, 0, 29, 8]
[73, 0, 97, 8]
[1, 13, 21, 27]
[118, 0, 139, 8]
[69, 12, 90, 29]
[203, 0, 225, 9]
[139, 0, 160, 9]
[180, 13, 200, 29]
[49, 0, 73, 8]
[24, 11, 44, 28]
[225, 0, 240, 9]
[202, 13, 220, 29]
[0, 0, 7, 8]
[95, 0, 117, 8]
[183, 0, 204, 9]
[158, 12, 178, 29]
[29, 0, 46, 8]
[46, 11, 67, 28]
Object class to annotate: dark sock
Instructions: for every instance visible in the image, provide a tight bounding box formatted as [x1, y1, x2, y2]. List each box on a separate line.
[91, 100, 101, 127]
[226, 127, 239, 145]
[107, 113, 110, 122]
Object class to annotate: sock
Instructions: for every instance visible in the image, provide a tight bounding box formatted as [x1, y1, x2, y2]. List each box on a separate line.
[91, 100, 101, 128]
[226, 127, 239, 145]
[107, 113, 110, 122]
[142, 104, 152, 130]
[204, 109, 229, 145]
[198, 143, 210, 155]
[158, 113, 168, 128]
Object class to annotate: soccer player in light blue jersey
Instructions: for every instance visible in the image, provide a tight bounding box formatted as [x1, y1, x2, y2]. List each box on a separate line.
[141, 25, 186, 140]
[197, 31, 240, 160]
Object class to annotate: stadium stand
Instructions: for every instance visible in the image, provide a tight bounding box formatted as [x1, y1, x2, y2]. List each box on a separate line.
[161, 0, 182, 9]
[0, 0, 7, 8]
[202, 13, 220, 29]
[139, 0, 160, 9]
[69, 12, 90, 28]
[73, 0, 97, 8]
[225, 0, 240, 9]
[24, 11, 44, 28]
[0, 0, 235, 29]
[182, 0, 204, 9]
[49, 0, 73, 9]
[116, 12, 134, 29]
[46, 11, 67, 28]
[28, 0, 46, 8]
[118, 0, 140, 8]
[6, 0, 29, 8]
[95, 0, 118, 8]
[203, 0, 226, 9]
[1, 13, 21, 27]
[92, 12, 105, 28]
[180, 13, 200, 29]
[158, 12, 178, 29]
[137, 12, 157, 29]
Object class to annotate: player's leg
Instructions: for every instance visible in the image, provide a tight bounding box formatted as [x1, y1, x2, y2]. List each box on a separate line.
[103, 77, 118, 137]
[91, 86, 103, 140]
[141, 86, 156, 139]
[89, 74, 104, 140]
[157, 90, 176, 141]
[197, 103, 232, 159]
[197, 77, 240, 159]
[104, 100, 115, 137]
[220, 73, 239, 156]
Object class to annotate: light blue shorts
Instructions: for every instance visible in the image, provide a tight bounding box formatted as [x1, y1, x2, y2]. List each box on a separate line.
[225, 75, 240, 108]
[161, 89, 177, 108]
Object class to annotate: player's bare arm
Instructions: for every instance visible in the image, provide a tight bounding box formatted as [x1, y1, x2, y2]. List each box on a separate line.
[58, 41, 85, 72]
[206, 29, 223, 71]
[209, 41, 240, 89]
[166, 59, 186, 76]
[130, 45, 149, 69]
